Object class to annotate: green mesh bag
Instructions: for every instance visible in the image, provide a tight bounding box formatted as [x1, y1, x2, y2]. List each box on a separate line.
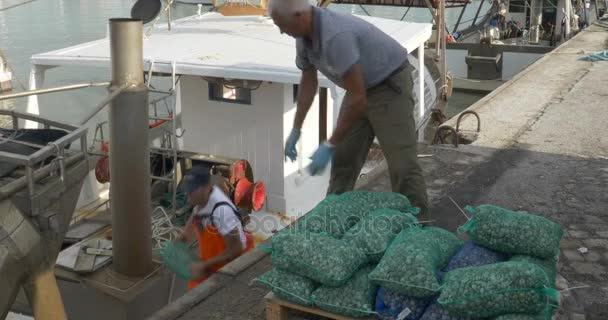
[340, 191, 416, 213]
[269, 231, 367, 286]
[493, 304, 558, 320]
[255, 268, 319, 306]
[158, 241, 198, 280]
[311, 265, 378, 317]
[424, 227, 466, 267]
[369, 226, 463, 297]
[297, 192, 418, 239]
[493, 309, 555, 320]
[296, 195, 365, 238]
[495, 315, 547, 320]
[510, 255, 557, 288]
[438, 261, 560, 318]
[458, 205, 563, 259]
[342, 208, 418, 262]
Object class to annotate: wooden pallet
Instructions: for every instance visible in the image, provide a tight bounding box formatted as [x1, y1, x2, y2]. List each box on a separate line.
[264, 292, 374, 320]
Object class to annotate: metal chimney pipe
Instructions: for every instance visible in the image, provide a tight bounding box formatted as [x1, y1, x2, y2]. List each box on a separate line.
[108, 18, 153, 277]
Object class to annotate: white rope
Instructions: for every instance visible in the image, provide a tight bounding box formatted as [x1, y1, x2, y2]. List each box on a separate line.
[449, 196, 471, 221]
[147, 58, 156, 88]
[151, 206, 182, 250]
[146, 0, 177, 37]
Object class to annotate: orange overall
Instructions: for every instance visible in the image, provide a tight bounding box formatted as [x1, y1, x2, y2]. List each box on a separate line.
[187, 220, 254, 290]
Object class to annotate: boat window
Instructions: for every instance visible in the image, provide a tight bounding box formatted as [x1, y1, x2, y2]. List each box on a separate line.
[208, 83, 252, 104]
[509, 0, 526, 13]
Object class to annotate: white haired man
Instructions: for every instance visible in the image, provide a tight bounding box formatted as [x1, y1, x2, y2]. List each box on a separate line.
[268, 0, 429, 219]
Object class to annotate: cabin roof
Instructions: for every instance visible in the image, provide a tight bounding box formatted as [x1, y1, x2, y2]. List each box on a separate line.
[31, 12, 432, 86]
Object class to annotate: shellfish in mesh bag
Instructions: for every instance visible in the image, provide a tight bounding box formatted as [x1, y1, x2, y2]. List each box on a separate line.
[445, 240, 509, 272]
[311, 265, 378, 318]
[509, 255, 557, 288]
[420, 300, 476, 320]
[369, 226, 463, 298]
[343, 208, 419, 262]
[255, 268, 319, 306]
[375, 287, 433, 320]
[340, 191, 416, 212]
[493, 304, 558, 320]
[458, 205, 563, 259]
[296, 195, 368, 238]
[269, 231, 367, 286]
[438, 261, 560, 318]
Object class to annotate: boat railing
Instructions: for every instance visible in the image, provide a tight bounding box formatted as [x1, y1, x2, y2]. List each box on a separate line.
[0, 109, 88, 207]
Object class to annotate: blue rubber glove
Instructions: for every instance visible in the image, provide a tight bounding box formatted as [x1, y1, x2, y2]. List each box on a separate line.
[284, 128, 301, 162]
[308, 141, 335, 176]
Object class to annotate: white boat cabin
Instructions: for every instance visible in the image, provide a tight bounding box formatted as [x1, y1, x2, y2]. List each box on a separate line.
[28, 12, 432, 224]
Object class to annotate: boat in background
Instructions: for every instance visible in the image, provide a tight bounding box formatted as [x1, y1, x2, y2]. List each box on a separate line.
[173, 0, 213, 5]
[0, 49, 13, 93]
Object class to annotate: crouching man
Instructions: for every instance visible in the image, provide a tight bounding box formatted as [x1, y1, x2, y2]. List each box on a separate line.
[177, 166, 254, 290]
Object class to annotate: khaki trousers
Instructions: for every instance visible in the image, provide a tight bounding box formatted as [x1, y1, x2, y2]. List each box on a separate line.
[327, 63, 430, 220]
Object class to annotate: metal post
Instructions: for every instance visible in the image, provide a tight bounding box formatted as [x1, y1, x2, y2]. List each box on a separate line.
[109, 18, 153, 277]
[417, 42, 425, 142]
[471, 0, 485, 26]
[319, 88, 328, 143]
[168, 1, 172, 31]
[453, 4, 468, 33]
[530, 0, 543, 43]
[0, 82, 110, 101]
[79, 84, 126, 125]
[441, 0, 447, 99]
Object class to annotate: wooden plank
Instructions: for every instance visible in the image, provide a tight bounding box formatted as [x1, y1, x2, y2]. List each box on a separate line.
[264, 292, 371, 320]
[57, 238, 112, 273]
[73, 239, 99, 273]
[265, 300, 287, 320]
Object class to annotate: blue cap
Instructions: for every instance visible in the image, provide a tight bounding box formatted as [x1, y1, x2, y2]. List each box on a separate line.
[183, 165, 211, 193]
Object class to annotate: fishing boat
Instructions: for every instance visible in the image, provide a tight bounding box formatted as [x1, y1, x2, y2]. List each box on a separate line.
[174, 0, 213, 4]
[321, 0, 589, 92]
[0, 49, 12, 93]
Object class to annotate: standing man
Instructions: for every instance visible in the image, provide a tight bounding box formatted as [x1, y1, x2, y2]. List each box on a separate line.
[268, 0, 429, 219]
[177, 166, 254, 290]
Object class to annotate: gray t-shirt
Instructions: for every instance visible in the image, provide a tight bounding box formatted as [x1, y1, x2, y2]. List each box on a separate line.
[295, 7, 409, 89]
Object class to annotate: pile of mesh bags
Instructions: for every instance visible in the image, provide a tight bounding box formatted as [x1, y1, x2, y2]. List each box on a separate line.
[255, 200, 563, 320]
[255, 191, 420, 317]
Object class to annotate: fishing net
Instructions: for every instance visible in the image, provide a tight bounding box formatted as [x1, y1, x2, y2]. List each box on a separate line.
[445, 240, 509, 272]
[255, 268, 319, 306]
[311, 265, 378, 318]
[438, 261, 559, 318]
[158, 241, 198, 280]
[369, 226, 463, 298]
[458, 205, 563, 259]
[509, 255, 557, 288]
[343, 208, 419, 263]
[269, 231, 367, 286]
[420, 300, 475, 320]
[375, 287, 433, 320]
